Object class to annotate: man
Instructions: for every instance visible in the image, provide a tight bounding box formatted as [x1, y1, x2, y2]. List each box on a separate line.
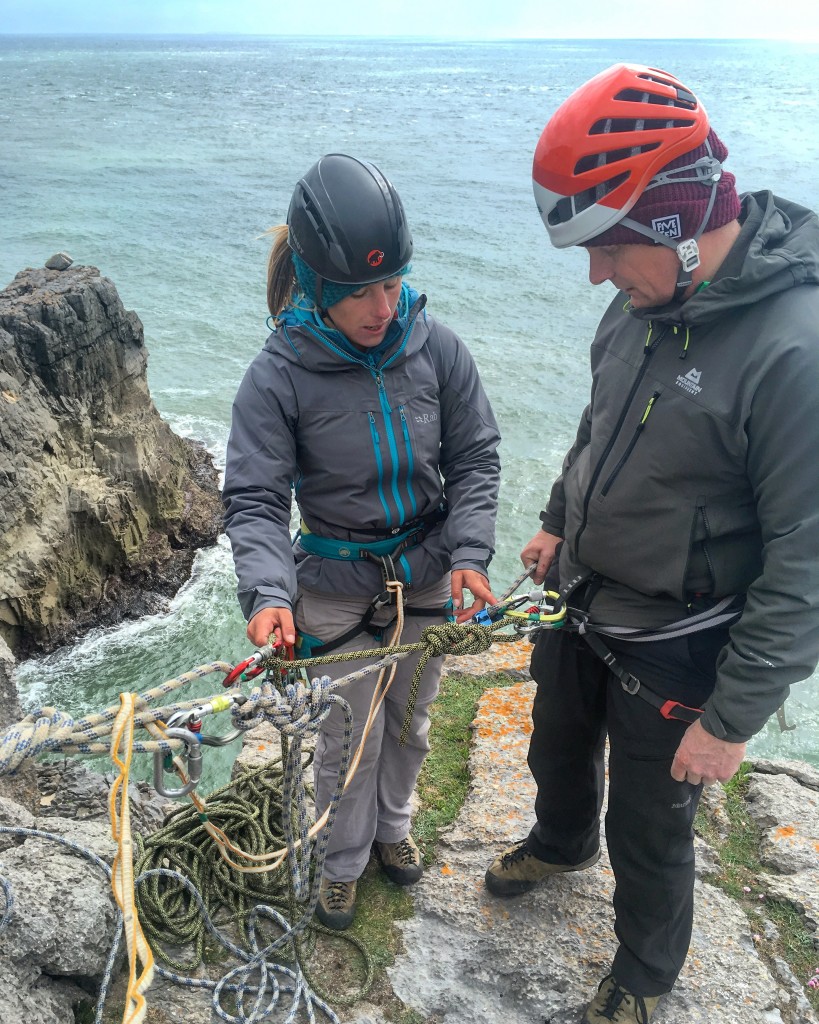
[484, 64, 819, 1023]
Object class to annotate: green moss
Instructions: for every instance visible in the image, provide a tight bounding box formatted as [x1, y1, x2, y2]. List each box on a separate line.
[695, 762, 819, 1012]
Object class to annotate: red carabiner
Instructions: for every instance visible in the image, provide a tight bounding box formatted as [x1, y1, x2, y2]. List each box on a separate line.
[222, 638, 285, 688]
[222, 655, 257, 688]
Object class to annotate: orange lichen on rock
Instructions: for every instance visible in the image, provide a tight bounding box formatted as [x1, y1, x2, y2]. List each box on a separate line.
[473, 683, 534, 740]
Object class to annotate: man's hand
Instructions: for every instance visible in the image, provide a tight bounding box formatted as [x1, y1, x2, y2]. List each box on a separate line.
[520, 529, 562, 585]
[452, 569, 497, 624]
[247, 606, 296, 648]
[670, 719, 746, 787]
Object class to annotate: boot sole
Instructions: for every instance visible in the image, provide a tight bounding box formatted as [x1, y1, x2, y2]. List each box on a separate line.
[315, 904, 356, 930]
[381, 864, 423, 886]
[484, 848, 601, 897]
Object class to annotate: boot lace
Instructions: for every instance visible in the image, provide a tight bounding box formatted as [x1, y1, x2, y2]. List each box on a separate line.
[500, 840, 532, 868]
[393, 837, 417, 866]
[324, 881, 352, 909]
[597, 982, 647, 1023]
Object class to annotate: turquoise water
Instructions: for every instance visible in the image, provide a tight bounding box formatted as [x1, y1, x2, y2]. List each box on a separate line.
[3, 35, 819, 781]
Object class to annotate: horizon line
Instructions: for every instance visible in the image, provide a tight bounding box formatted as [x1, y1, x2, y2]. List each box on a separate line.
[0, 31, 814, 43]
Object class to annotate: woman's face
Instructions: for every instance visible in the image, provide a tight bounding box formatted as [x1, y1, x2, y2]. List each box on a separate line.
[325, 276, 402, 349]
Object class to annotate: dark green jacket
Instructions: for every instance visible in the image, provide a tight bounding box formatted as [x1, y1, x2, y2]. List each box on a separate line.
[540, 192, 819, 742]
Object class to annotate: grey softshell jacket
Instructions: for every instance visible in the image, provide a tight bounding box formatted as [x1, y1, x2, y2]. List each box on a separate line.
[223, 289, 501, 621]
[539, 192, 819, 742]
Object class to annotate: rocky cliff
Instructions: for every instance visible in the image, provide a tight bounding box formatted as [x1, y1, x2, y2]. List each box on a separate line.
[0, 260, 223, 658]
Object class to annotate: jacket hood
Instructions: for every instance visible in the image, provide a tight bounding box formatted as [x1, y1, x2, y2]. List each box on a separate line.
[630, 191, 819, 328]
[269, 283, 428, 373]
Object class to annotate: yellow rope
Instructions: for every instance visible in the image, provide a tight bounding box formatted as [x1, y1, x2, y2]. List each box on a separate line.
[109, 692, 155, 1024]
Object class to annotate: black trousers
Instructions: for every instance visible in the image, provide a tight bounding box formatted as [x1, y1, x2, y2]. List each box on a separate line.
[525, 626, 725, 996]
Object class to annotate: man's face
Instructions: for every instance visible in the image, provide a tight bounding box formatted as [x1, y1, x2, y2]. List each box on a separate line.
[585, 243, 680, 308]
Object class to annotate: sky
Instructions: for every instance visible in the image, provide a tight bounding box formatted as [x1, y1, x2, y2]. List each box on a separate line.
[1, 0, 819, 40]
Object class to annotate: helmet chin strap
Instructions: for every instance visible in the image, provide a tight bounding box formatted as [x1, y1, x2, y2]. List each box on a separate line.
[618, 140, 723, 298]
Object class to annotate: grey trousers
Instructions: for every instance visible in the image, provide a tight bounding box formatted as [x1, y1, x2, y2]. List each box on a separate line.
[295, 575, 452, 882]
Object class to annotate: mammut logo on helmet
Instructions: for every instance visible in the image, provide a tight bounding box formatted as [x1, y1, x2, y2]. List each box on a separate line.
[367, 249, 385, 267]
[651, 214, 683, 239]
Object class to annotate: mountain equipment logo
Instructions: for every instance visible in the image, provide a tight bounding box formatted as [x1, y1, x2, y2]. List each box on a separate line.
[367, 249, 385, 267]
[651, 213, 683, 240]
[676, 367, 703, 396]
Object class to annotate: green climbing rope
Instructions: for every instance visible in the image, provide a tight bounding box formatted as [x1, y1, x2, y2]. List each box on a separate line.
[134, 743, 373, 1006]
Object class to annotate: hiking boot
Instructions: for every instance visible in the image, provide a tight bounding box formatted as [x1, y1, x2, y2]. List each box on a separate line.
[582, 975, 664, 1023]
[484, 838, 600, 896]
[376, 835, 423, 885]
[315, 879, 357, 931]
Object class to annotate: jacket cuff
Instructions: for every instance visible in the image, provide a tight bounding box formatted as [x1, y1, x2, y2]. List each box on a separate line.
[699, 702, 753, 744]
[240, 586, 293, 623]
[450, 551, 489, 578]
[538, 509, 565, 537]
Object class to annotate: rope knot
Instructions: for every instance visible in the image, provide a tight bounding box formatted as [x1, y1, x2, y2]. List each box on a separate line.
[420, 621, 494, 659]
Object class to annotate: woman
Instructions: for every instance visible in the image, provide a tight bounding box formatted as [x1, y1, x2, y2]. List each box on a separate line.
[222, 153, 501, 930]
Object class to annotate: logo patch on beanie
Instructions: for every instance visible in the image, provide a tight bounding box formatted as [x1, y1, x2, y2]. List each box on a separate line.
[651, 214, 682, 240]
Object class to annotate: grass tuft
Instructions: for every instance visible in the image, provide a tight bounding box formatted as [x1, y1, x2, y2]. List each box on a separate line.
[695, 761, 819, 1012]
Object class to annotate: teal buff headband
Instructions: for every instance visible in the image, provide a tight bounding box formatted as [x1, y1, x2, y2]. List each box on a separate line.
[291, 252, 410, 310]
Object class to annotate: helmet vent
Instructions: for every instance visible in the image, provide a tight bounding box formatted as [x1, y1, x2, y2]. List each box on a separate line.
[576, 144, 659, 173]
[299, 190, 334, 245]
[616, 83, 697, 110]
[547, 172, 629, 226]
[591, 115, 695, 135]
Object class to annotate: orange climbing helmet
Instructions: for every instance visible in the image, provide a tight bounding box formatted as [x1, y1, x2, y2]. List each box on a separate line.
[532, 63, 713, 248]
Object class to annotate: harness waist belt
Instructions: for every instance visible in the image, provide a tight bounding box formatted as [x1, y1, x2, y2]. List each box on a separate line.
[298, 531, 416, 561]
[298, 504, 447, 562]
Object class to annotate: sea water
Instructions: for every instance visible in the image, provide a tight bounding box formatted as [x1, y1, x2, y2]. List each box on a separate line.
[3, 35, 819, 784]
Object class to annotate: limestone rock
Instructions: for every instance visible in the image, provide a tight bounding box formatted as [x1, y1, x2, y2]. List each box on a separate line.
[35, 756, 172, 836]
[389, 681, 818, 1024]
[746, 765, 819, 933]
[0, 263, 223, 657]
[44, 252, 73, 271]
[0, 958, 87, 1024]
[0, 837, 118, 977]
[0, 637, 38, 809]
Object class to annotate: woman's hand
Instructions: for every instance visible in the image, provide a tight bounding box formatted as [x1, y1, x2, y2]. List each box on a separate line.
[247, 606, 296, 648]
[452, 569, 497, 623]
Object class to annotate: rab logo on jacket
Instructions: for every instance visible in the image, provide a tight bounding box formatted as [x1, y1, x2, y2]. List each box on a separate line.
[675, 367, 703, 396]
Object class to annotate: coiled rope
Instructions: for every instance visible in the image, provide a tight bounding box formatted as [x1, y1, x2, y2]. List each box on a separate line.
[0, 583, 531, 1023]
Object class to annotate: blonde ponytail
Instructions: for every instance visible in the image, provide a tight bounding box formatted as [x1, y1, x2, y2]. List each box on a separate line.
[266, 225, 297, 321]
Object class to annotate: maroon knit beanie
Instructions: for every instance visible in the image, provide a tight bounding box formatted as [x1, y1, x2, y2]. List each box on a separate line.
[586, 128, 742, 247]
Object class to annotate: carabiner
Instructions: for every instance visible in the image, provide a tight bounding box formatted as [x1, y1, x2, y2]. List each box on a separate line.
[222, 641, 279, 688]
[153, 727, 203, 798]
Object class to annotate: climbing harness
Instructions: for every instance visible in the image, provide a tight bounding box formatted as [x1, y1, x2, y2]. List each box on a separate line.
[296, 504, 451, 657]
[298, 502, 448, 563]
[515, 569, 745, 724]
[296, 505, 450, 663]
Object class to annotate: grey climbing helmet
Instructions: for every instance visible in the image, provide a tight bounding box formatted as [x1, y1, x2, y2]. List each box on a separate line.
[287, 153, 413, 306]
